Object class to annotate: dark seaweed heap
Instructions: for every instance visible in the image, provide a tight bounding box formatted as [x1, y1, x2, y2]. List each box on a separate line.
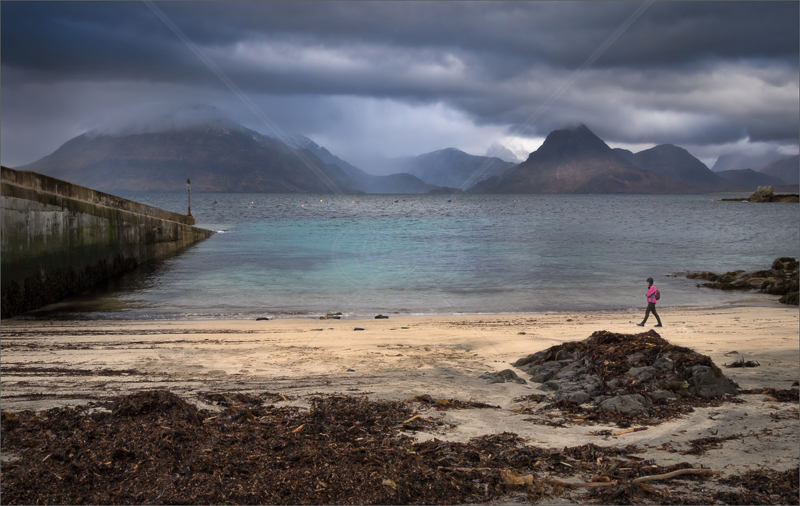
[2, 390, 797, 504]
[512, 330, 740, 427]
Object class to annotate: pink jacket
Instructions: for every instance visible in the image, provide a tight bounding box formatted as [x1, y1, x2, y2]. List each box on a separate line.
[646, 285, 658, 304]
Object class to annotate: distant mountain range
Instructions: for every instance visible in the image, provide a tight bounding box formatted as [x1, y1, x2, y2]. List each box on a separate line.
[372, 148, 516, 191]
[614, 144, 734, 192]
[13, 107, 798, 194]
[759, 155, 799, 184]
[282, 135, 437, 194]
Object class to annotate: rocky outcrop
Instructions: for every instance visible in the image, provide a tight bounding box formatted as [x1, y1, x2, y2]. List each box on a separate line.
[722, 186, 799, 203]
[512, 330, 738, 417]
[687, 257, 799, 305]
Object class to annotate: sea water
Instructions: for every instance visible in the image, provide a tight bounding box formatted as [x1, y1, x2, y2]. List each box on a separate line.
[25, 193, 800, 320]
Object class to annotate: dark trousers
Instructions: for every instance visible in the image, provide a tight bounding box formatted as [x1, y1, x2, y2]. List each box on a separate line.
[642, 302, 661, 325]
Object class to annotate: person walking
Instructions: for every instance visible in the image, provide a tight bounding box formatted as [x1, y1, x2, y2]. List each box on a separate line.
[636, 277, 662, 327]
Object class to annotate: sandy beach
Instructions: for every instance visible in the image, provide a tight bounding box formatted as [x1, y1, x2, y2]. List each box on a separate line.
[2, 302, 798, 503]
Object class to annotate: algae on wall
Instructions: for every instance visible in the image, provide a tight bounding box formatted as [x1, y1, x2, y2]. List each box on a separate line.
[1, 167, 214, 318]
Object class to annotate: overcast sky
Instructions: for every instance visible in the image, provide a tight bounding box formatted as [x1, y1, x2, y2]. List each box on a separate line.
[2, 1, 798, 172]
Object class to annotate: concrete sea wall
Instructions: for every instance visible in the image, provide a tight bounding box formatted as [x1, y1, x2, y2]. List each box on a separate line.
[1, 166, 214, 318]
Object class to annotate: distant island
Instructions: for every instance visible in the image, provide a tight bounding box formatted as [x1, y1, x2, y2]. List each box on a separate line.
[14, 106, 799, 195]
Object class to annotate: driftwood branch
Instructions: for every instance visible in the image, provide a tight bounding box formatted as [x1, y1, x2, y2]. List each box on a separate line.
[551, 468, 720, 488]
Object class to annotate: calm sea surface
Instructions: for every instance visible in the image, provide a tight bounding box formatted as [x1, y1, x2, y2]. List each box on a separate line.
[26, 193, 800, 320]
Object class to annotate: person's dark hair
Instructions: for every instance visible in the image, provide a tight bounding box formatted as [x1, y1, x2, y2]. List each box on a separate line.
[646, 277, 654, 285]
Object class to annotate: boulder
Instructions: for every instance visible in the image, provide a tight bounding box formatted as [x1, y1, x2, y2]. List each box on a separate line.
[528, 361, 571, 383]
[564, 391, 591, 405]
[479, 369, 527, 385]
[541, 380, 561, 391]
[649, 389, 677, 401]
[686, 365, 739, 398]
[599, 394, 651, 416]
[627, 366, 658, 382]
[772, 257, 799, 272]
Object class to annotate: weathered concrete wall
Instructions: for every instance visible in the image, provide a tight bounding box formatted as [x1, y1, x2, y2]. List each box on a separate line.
[1, 166, 214, 318]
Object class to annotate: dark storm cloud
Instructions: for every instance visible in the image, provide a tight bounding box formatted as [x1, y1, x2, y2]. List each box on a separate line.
[5, 2, 796, 78]
[1, 1, 797, 167]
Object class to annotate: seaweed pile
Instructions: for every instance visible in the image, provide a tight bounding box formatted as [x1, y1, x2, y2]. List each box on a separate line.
[512, 330, 740, 426]
[687, 257, 799, 305]
[6, 389, 796, 504]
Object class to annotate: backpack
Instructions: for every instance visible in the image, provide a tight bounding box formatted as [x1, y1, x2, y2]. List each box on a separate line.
[655, 289, 661, 301]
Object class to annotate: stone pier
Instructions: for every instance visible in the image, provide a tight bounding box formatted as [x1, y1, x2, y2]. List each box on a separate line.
[1, 166, 214, 318]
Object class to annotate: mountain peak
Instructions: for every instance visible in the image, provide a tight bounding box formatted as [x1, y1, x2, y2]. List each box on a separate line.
[535, 124, 610, 159]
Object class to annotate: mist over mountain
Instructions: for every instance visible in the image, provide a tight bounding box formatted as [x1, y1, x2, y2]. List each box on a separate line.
[485, 143, 524, 164]
[486, 125, 696, 194]
[89, 104, 248, 137]
[14, 104, 791, 195]
[758, 155, 799, 184]
[15, 106, 446, 194]
[711, 149, 786, 173]
[715, 169, 788, 189]
[614, 144, 737, 192]
[16, 112, 357, 193]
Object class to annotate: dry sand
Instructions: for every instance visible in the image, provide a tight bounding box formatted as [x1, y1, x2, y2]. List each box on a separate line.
[2, 302, 798, 483]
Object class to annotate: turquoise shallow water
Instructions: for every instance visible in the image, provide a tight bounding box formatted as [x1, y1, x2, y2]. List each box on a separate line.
[25, 193, 800, 319]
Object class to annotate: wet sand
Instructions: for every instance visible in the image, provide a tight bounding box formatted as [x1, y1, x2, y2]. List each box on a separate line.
[2, 303, 798, 483]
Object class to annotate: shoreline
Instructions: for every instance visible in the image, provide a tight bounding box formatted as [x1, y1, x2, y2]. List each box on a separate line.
[2, 302, 798, 502]
[11, 294, 788, 322]
[2, 302, 796, 407]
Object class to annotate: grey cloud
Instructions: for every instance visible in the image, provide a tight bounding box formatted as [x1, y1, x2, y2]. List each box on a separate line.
[1, 1, 797, 168]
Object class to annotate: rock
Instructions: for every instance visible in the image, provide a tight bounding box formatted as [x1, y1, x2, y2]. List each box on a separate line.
[660, 373, 689, 392]
[627, 366, 658, 382]
[256, 317, 269, 321]
[354, 328, 365, 331]
[780, 291, 799, 305]
[749, 186, 774, 202]
[529, 361, 570, 383]
[375, 315, 389, 319]
[627, 353, 647, 367]
[512, 349, 551, 369]
[686, 365, 739, 397]
[687, 258, 799, 305]
[540, 380, 561, 391]
[479, 369, 527, 385]
[599, 394, 650, 415]
[648, 389, 677, 401]
[772, 257, 799, 272]
[552, 362, 587, 382]
[565, 391, 591, 405]
[652, 356, 675, 372]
